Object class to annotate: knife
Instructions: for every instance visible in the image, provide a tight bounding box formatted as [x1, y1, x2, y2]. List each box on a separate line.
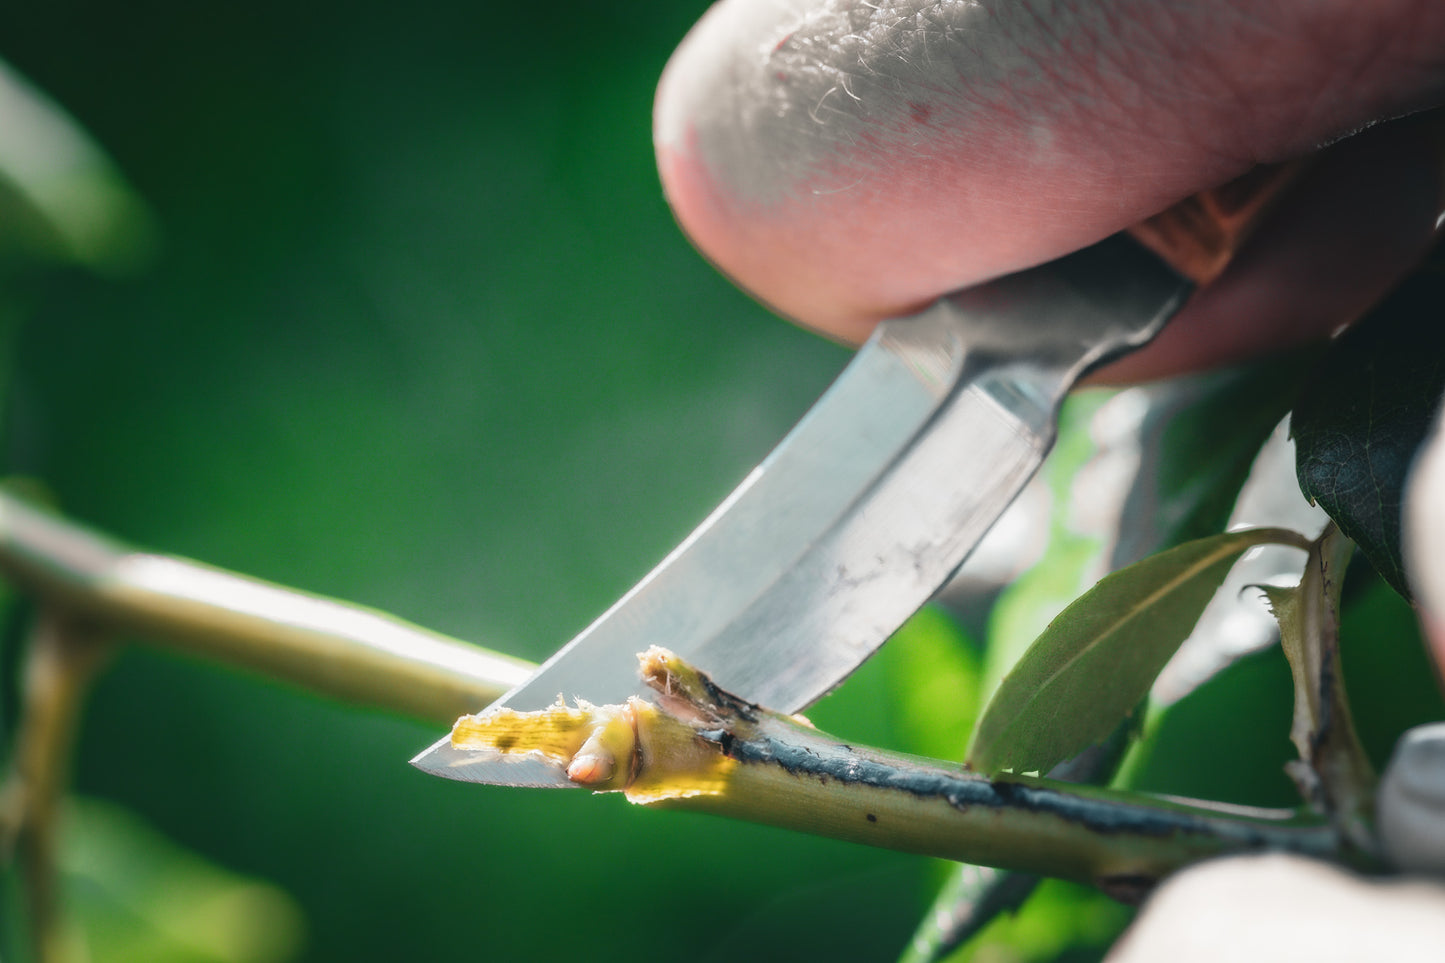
[413, 164, 1298, 787]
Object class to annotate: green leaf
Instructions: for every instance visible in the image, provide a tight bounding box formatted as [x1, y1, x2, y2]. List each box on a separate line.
[939, 369, 1309, 962]
[967, 527, 1310, 775]
[918, 878, 1130, 963]
[58, 797, 305, 963]
[982, 355, 1312, 714]
[1293, 266, 1445, 600]
[0, 58, 157, 273]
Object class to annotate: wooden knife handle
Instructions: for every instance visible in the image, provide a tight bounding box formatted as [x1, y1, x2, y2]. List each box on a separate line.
[1126, 162, 1303, 285]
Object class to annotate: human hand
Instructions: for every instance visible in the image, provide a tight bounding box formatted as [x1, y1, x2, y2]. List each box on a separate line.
[655, 0, 1445, 382]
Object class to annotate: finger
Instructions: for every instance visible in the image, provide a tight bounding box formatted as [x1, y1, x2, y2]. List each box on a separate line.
[656, 0, 1445, 370]
[1091, 115, 1443, 383]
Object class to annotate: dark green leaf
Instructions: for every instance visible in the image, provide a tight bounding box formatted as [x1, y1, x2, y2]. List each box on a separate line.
[1293, 267, 1445, 599]
[968, 528, 1310, 775]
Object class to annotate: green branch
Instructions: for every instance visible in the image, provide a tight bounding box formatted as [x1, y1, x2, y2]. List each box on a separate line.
[0, 490, 531, 727]
[451, 647, 1341, 898]
[0, 492, 1349, 894]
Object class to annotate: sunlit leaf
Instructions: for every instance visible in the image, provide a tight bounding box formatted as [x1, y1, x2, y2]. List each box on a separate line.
[968, 528, 1310, 775]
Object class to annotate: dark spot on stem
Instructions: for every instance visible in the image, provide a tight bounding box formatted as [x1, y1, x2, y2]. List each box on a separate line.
[866, 813, 878, 823]
[492, 733, 517, 752]
[1095, 874, 1157, 906]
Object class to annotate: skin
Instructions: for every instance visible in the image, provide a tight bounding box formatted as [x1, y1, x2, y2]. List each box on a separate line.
[654, 0, 1445, 382]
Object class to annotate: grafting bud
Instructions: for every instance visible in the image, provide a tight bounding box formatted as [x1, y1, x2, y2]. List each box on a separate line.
[447, 649, 738, 801]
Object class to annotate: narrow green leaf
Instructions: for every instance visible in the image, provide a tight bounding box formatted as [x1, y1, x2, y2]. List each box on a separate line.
[968, 527, 1310, 775]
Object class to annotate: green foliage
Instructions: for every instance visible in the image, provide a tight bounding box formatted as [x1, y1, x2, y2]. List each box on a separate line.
[930, 879, 1130, 963]
[1293, 266, 1445, 599]
[1115, 645, 1303, 807]
[1337, 575, 1445, 769]
[56, 798, 303, 963]
[982, 357, 1310, 713]
[0, 58, 154, 274]
[913, 336, 1315, 963]
[812, 605, 981, 761]
[968, 528, 1310, 776]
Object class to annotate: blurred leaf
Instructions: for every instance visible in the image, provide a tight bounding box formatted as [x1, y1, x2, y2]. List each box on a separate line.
[1117, 352, 1318, 561]
[898, 866, 1038, 963]
[969, 528, 1309, 775]
[1337, 574, 1445, 769]
[0, 58, 156, 273]
[879, 607, 981, 762]
[60, 796, 304, 963]
[929, 878, 1131, 963]
[1293, 267, 1445, 600]
[811, 606, 979, 763]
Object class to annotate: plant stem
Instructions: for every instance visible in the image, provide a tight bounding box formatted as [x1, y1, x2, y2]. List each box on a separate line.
[0, 493, 1351, 895]
[0, 610, 112, 962]
[451, 647, 1343, 899]
[1272, 524, 1379, 857]
[0, 491, 531, 726]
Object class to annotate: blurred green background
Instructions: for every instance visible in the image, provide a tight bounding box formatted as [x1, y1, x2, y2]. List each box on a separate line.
[3, 3, 1443, 962]
[0, 1, 949, 960]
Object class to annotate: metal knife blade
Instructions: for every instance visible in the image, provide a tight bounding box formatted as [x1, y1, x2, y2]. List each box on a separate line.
[412, 233, 1192, 787]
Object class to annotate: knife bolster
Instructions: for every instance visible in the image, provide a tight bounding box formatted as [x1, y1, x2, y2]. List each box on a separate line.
[1126, 162, 1301, 285]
